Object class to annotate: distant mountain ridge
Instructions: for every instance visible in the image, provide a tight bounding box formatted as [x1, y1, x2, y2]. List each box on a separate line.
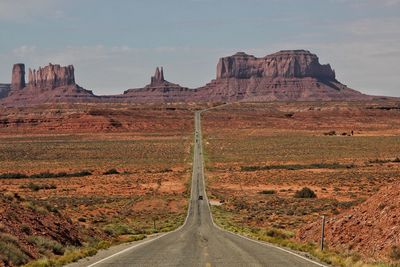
[0, 50, 382, 106]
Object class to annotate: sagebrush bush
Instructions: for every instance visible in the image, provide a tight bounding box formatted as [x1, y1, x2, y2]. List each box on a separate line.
[390, 245, 400, 260]
[294, 187, 317, 198]
[0, 233, 29, 265]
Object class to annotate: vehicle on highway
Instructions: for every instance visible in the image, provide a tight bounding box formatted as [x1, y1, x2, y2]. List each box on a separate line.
[198, 195, 203, 200]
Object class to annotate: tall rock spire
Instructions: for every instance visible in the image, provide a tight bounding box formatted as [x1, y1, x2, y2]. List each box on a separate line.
[160, 67, 165, 81]
[151, 66, 165, 85]
[11, 63, 26, 91]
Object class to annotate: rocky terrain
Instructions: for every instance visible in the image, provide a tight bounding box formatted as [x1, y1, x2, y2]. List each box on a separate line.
[0, 50, 384, 106]
[0, 191, 87, 266]
[298, 182, 400, 262]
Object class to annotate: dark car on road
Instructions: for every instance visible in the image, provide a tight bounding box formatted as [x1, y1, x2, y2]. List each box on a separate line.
[198, 195, 203, 200]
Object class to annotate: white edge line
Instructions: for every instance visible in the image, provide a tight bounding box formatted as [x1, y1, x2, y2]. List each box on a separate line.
[86, 118, 199, 267]
[199, 107, 329, 267]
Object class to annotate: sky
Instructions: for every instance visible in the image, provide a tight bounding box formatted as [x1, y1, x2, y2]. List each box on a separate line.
[0, 0, 399, 96]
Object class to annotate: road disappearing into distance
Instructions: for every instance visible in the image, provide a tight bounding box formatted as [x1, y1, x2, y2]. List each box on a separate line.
[85, 110, 326, 267]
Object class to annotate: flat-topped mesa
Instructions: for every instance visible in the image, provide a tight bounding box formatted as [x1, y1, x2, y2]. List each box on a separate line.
[28, 63, 75, 89]
[216, 50, 336, 80]
[11, 63, 26, 91]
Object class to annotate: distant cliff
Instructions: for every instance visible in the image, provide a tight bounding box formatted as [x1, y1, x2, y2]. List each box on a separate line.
[1, 63, 95, 106]
[217, 50, 335, 80]
[0, 49, 380, 106]
[28, 64, 75, 89]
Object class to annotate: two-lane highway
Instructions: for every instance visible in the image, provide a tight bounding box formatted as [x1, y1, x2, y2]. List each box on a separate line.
[83, 111, 326, 267]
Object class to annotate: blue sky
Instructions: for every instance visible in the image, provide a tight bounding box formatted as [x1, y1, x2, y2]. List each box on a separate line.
[0, 0, 399, 96]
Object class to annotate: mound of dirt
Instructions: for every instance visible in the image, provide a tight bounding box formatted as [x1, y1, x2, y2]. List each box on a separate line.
[0, 191, 86, 266]
[298, 182, 400, 262]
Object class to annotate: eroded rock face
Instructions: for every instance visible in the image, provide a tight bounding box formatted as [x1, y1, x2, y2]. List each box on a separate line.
[28, 63, 75, 89]
[150, 67, 165, 85]
[0, 84, 11, 99]
[217, 50, 336, 80]
[11, 63, 26, 90]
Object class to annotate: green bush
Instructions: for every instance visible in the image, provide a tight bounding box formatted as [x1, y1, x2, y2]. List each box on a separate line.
[294, 187, 317, 198]
[103, 224, 133, 237]
[0, 233, 29, 265]
[27, 236, 65, 255]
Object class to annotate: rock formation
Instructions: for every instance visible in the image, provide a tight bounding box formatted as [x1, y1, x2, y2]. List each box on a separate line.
[196, 50, 368, 102]
[150, 67, 165, 85]
[0, 50, 382, 106]
[28, 63, 75, 89]
[216, 50, 336, 80]
[0, 84, 11, 99]
[11, 63, 26, 91]
[123, 67, 191, 102]
[1, 63, 96, 106]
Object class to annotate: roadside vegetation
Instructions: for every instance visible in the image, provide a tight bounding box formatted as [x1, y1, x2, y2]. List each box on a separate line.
[211, 206, 391, 267]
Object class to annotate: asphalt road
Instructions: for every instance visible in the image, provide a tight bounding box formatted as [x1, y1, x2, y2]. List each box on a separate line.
[81, 111, 326, 267]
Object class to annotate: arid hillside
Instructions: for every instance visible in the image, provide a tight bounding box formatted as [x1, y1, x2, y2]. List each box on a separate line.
[298, 182, 400, 262]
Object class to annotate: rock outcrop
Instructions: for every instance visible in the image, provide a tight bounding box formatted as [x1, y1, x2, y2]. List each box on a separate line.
[0, 50, 382, 106]
[217, 50, 336, 80]
[28, 63, 75, 89]
[122, 67, 192, 102]
[11, 63, 26, 91]
[150, 67, 165, 85]
[0, 84, 11, 99]
[1, 63, 96, 106]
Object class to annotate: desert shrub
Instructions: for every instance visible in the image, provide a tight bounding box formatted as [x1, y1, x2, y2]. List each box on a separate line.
[0, 173, 28, 179]
[21, 182, 57, 192]
[1, 171, 91, 180]
[103, 168, 119, 175]
[0, 233, 29, 265]
[294, 187, 317, 198]
[160, 168, 173, 173]
[103, 224, 133, 237]
[259, 190, 276, 195]
[324, 130, 336, 136]
[20, 224, 32, 235]
[109, 118, 122, 128]
[27, 236, 65, 255]
[390, 245, 400, 260]
[240, 163, 353, 172]
[30, 171, 91, 179]
[265, 228, 292, 239]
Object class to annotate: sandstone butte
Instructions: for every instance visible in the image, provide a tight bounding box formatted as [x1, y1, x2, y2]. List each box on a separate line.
[0, 50, 388, 106]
